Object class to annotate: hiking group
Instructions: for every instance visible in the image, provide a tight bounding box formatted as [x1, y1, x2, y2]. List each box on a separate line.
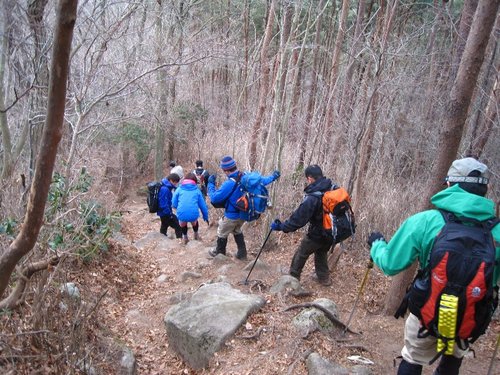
[150, 160, 210, 244]
[148, 155, 499, 375]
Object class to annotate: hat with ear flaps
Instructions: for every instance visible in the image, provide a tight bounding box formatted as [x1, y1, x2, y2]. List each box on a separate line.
[445, 157, 489, 185]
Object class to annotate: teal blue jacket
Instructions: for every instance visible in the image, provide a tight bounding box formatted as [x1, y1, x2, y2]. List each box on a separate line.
[371, 185, 500, 285]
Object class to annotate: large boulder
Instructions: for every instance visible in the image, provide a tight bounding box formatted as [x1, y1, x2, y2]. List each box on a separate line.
[164, 282, 265, 369]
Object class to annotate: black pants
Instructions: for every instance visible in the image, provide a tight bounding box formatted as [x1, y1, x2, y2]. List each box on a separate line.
[180, 221, 199, 235]
[160, 214, 182, 238]
[289, 236, 331, 280]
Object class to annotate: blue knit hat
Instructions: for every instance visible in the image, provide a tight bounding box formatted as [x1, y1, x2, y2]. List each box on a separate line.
[220, 156, 237, 171]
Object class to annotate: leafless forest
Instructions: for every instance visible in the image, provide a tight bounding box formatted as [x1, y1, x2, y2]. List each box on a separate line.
[0, 0, 499, 373]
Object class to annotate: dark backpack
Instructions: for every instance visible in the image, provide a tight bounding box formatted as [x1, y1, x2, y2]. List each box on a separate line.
[402, 210, 499, 359]
[146, 181, 163, 213]
[235, 172, 270, 222]
[309, 185, 356, 244]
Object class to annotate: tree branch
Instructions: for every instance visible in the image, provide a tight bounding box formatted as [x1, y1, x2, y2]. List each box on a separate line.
[0, 256, 60, 310]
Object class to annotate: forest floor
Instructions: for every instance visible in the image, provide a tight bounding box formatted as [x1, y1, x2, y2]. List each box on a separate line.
[93, 191, 500, 375]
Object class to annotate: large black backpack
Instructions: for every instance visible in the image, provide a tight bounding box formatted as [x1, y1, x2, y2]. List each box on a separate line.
[146, 181, 163, 213]
[401, 210, 499, 358]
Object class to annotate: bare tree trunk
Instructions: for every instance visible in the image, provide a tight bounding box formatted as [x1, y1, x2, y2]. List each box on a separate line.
[0, 0, 78, 300]
[260, 0, 298, 173]
[242, 0, 250, 110]
[448, 0, 479, 85]
[467, 28, 498, 157]
[27, 0, 50, 181]
[383, 0, 499, 315]
[154, 1, 166, 181]
[0, 0, 13, 180]
[249, 0, 276, 169]
[470, 70, 499, 157]
[348, 0, 397, 199]
[324, 0, 350, 131]
[337, 0, 366, 121]
[0, 0, 33, 181]
[298, 0, 325, 170]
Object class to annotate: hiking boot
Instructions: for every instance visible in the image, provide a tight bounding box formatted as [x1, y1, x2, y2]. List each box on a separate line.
[234, 233, 247, 260]
[312, 274, 332, 286]
[318, 278, 332, 286]
[194, 232, 201, 241]
[209, 237, 227, 257]
[182, 235, 189, 245]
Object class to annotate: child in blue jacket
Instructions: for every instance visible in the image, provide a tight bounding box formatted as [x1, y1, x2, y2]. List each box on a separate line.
[158, 173, 182, 240]
[172, 172, 209, 244]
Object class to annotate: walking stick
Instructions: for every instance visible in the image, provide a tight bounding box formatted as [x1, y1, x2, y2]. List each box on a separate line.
[243, 228, 273, 285]
[343, 258, 374, 335]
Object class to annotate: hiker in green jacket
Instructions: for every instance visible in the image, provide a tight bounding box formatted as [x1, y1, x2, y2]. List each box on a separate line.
[368, 157, 500, 375]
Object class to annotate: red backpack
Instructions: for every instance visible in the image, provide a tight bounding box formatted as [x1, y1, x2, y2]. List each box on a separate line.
[404, 210, 499, 360]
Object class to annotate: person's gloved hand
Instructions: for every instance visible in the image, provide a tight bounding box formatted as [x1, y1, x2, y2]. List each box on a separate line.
[273, 170, 281, 180]
[204, 219, 210, 226]
[208, 175, 216, 184]
[367, 232, 386, 247]
[271, 219, 283, 231]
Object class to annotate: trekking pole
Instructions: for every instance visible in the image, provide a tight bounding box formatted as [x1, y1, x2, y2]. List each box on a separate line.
[487, 332, 500, 375]
[243, 228, 273, 285]
[343, 258, 374, 335]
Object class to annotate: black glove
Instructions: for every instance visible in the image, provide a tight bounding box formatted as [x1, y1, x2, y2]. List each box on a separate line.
[367, 232, 385, 247]
[271, 219, 283, 231]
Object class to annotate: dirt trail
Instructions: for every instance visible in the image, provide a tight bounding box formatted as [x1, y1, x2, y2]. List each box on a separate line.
[100, 195, 500, 374]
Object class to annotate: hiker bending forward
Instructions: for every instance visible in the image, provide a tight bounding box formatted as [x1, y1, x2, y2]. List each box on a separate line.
[368, 157, 500, 375]
[208, 155, 279, 260]
[271, 165, 334, 286]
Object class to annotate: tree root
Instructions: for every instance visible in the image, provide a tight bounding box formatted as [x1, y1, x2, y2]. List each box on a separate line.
[236, 326, 264, 340]
[283, 302, 360, 335]
[287, 348, 313, 375]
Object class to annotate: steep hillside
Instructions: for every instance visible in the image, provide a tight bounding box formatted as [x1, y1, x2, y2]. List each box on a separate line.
[95, 192, 500, 374]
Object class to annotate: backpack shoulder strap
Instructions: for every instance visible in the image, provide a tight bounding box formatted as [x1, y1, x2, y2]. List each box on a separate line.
[308, 191, 323, 198]
[439, 209, 500, 231]
[438, 209, 457, 223]
[227, 173, 242, 196]
[485, 217, 500, 231]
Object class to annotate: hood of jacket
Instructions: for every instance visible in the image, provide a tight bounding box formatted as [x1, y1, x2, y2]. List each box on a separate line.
[161, 178, 175, 189]
[304, 177, 333, 194]
[178, 180, 198, 191]
[431, 184, 495, 221]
